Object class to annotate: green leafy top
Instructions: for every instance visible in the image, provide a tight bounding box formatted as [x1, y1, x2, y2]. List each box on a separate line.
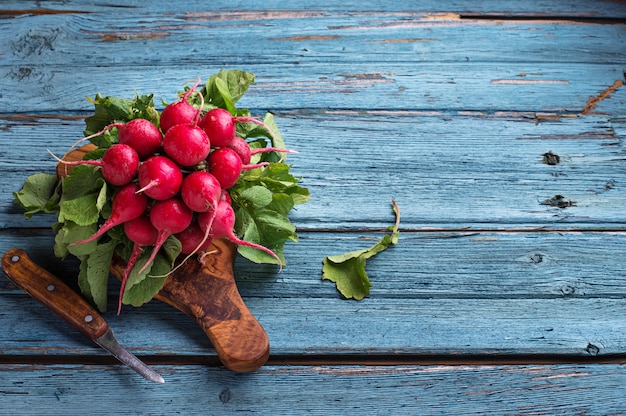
[13, 69, 309, 312]
[322, 200, 400, 300]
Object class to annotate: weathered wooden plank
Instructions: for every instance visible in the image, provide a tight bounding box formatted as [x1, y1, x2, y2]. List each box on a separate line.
[1, 112, 623, 229]
[2, 0, 626, 16]
[2, 364, 626, 415]
[1, 9, 624, 113]
[2, 230, 626, 299]
[5, 293, 626, 356]
[2, 11, 624, 68]
[1, 63, 623, 114]
[1, 230, 625, 356]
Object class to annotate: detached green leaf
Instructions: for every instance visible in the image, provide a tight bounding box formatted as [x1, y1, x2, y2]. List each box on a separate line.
[322, 200, 400, 300]
[322, 256, 371, 300]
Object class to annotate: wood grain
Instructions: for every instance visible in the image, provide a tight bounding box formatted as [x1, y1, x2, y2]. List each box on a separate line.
[2, 111, 623, 229]
[3, 363, 626, 415]
[1, 230, 625, 357]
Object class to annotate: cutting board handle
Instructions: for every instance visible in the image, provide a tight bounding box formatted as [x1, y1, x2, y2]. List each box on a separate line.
[111, 239, 270, 372]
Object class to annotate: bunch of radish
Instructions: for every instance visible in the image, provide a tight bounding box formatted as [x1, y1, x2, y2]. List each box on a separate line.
[56, 82, 293, 314]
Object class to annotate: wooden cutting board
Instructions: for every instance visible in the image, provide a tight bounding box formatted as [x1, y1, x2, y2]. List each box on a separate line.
[58, 144, 269, 372]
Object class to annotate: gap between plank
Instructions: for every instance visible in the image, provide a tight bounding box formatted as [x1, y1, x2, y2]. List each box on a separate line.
[4, 353, 626, 367]
[459, 14, 626, 25]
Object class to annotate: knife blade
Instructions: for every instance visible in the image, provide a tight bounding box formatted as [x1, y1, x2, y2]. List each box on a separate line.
[1, 248, 164, 384]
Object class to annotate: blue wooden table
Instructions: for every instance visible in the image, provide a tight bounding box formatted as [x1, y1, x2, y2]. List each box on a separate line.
[1, 1, 626, 414]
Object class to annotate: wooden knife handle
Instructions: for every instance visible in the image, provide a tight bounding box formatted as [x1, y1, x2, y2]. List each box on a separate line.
[1, 248, 109, 341]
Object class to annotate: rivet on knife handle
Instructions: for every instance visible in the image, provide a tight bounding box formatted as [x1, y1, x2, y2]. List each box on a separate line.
[1, 248, 165, 384]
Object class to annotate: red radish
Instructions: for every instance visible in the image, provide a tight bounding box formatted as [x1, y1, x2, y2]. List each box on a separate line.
[118, 215, 158, 314]
[175, 220, 214, 255]
[138, 197, 193, 275]
[163, 123, 211, 166]
[207, 147, 270, 189]
[172, 172, 222, 266]
[160, 101, 197, 134]
[160, 79, 203, 133]
[181, 171, 222, 213]
[207, 147, 245, 189]
[220, 189, 232, 205]
[137, 155, 183, 200]
[70, 183, 148, 246]
[198, 108, 236, 148]
[198, 199, 282, 270]
[116, 118, 163, 159]
[227, 136, 252, 164]
[124, 214, 160, 246]
[199, 108, 280, 149]
[52, 143, 139, 186]
[99, 144, 140, 186]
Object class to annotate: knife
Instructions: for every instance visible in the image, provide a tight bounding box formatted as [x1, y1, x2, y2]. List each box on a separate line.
[1, 248, 165, 384]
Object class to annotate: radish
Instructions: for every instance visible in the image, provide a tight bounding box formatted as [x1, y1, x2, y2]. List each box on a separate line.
[162, 81, 209, 167]
[198, 108, 236, 148]
[118, 215, 158, 314]
[220, 189, 232, 205]
[173, 171, 222, 266]
[162, 123, 211, 167]
[138, 197, 193, 275]
[227, 136, 253, 164]
[137, 155, 183, 200]
[70, 183, 148, 246]
[199, 108, 279, 149]
[159, 80, 202, 133]
[116, 118, 163, 159]
[175, 220, 214, 255]
[180, 171, 222, 213]
[198, 199, 282, 270]
[208, 147, 271, 189]
[52, 143, 139, 186]
[160, 100, 197, 134]
[98, 144, 140, 186]
[207, 147, 242, 189]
